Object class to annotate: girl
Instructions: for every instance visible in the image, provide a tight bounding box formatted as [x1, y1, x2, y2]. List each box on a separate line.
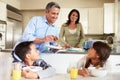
[77, 41, 111, 76]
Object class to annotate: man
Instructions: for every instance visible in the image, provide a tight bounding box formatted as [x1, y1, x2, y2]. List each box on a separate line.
[12, 2, 60, 61]
[14, 41, 56, 79]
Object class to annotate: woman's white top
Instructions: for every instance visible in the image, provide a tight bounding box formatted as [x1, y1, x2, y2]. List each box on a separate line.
[69, 29, 77, 34]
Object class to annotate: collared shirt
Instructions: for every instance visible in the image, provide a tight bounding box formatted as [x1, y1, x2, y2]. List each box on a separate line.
[22, 59, 51, 70]
[14, 16, 59, 53]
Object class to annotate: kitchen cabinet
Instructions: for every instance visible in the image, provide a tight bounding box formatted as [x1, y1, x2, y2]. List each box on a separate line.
[104, 3, 115, 34]
[88, 8, 104, 34]
[0, 1, 7, 21]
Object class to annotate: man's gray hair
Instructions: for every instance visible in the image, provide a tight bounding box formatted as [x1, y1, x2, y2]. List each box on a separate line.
[45, 2, 60, 12]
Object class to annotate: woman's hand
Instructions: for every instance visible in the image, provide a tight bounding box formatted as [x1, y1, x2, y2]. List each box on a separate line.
[22, 69, 38, 79]
[78, 68, 90, 77]
[76, 45, 81, 48]
[64, 43, 71, 48]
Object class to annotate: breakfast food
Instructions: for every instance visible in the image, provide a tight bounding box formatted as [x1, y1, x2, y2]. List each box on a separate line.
[52, 35, 59, 45]
[95, 65, 102, 69]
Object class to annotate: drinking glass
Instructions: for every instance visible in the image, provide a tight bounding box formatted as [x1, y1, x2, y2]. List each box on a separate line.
[70, 68, 78, 79]
[12, 62, 22, 80]
[68, 62, 78, 79]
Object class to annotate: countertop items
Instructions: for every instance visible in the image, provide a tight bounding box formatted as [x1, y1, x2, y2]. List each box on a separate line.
[57, 47, 85, 53]
[46, 45, 62, 50]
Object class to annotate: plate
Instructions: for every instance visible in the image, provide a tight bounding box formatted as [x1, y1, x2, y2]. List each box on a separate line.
[46, 45, 62, 49]
[22, 66, 42, 72]
[67, 48, 84, 52]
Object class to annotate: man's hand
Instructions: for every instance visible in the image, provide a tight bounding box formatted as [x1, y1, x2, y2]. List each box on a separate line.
[45, 35, 54, 42]
[53, 36, 58, 42]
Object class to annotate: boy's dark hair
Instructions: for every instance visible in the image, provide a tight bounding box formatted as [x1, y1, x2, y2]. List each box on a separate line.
[15, 41, 34, 61]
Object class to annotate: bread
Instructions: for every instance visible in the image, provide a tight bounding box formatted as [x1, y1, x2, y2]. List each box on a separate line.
[95, 65, 102, 69]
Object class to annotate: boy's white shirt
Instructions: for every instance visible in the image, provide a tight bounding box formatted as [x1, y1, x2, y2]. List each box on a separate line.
[21, 60, 56, 79]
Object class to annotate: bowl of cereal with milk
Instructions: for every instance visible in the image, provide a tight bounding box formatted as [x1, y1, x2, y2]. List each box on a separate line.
[88, 66, 108, 77]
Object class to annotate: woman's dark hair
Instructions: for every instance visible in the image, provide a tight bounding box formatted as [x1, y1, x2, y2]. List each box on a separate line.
[15, 41, 34, 61]
[85, 41, 111, 68]
[66, 9, 80, 25]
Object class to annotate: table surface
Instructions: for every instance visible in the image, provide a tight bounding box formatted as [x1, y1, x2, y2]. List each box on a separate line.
[21, 73, 120, 80]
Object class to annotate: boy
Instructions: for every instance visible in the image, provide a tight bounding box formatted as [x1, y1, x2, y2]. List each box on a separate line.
[14, 41, 56, 79]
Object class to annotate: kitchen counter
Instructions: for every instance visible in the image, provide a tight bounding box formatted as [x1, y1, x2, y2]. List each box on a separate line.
[1, 49, 12, 52]
[0, 49, 120, 55]
[55, 47, 120, 55]
[0, 52, 120, 80]
[57, 50, 120, 55]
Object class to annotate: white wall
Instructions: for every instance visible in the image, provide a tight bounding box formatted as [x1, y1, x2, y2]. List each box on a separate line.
[0, 0, 114, 10]
[20, 0, 104, 10]
[21, 10, 45, 30]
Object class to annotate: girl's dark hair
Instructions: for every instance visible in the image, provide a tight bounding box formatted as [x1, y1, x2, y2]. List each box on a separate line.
[66, 9, 80, 25]
[85, 41, 111, 68]
[15, 41, 34, 61]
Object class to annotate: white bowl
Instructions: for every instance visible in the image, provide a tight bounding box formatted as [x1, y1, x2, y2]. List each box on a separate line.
[22, 66, 42, 72]
[89, 67, 108, 77]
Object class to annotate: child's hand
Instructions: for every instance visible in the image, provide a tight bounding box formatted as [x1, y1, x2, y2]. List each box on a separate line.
[22, 69, 38, 79]
[78, 68, 90, 77]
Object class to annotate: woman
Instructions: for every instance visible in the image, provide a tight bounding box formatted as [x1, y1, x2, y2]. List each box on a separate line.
[59, 9, 85, 48]
[76, 41, 111, 77]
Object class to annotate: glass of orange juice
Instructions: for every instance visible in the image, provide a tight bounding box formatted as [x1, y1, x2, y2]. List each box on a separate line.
[68, 61, 78, 79]
[70, 68, 78, 79]
[12, 62, 22, 80]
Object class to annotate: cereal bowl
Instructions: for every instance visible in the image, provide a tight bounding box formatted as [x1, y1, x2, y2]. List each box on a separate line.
[89, 67, 108, 77]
